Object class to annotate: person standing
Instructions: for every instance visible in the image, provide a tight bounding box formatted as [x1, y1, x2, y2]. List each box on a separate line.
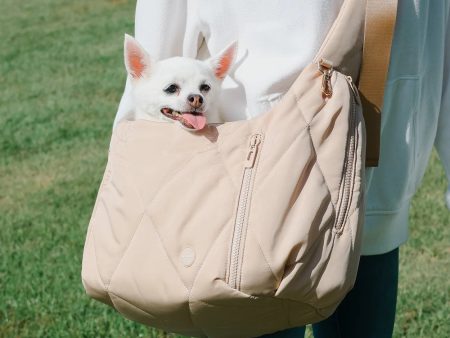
[115, 1, 450, 337]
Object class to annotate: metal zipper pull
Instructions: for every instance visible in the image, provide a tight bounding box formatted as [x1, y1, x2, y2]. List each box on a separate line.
[318, 59, 334, 98]
[244, 134, 262, 168]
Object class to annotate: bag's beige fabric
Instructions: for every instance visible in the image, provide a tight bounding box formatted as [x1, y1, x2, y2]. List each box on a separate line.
[82, 0, 371, 337]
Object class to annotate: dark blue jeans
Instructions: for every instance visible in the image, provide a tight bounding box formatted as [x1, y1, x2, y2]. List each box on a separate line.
[259, 248, 399, 338]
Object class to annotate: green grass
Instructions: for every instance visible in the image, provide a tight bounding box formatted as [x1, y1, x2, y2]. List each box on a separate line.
[0, 0, 448, 337]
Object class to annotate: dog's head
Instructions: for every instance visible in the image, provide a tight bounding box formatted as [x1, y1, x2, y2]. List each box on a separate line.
[124, 34, 237, 131]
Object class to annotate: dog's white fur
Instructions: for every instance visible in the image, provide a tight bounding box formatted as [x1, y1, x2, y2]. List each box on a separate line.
[122, 34, 237, 131]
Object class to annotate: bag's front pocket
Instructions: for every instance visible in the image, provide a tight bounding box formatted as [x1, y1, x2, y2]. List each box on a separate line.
[226, 133, 264, 290]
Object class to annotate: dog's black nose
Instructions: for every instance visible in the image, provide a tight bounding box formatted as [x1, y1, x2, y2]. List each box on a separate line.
[187, 94, 204, 109]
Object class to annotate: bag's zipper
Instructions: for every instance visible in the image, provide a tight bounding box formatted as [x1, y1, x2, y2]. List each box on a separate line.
[318, 59, 359, 232]
[228, 133, 263, 289]
[335, 76, 359, 233]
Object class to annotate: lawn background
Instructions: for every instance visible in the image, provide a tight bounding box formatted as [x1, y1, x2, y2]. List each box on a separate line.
[0, 0, 448, 337]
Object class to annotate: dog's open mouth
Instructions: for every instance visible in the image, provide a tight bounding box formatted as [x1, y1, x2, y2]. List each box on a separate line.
[160, 108, 207, 131]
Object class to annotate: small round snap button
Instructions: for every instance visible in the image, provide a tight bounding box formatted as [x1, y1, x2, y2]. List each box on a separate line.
[180, 247, 195, 267]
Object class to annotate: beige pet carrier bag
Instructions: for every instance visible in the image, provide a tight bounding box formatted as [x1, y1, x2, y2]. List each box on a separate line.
[81, 0, 397, 336]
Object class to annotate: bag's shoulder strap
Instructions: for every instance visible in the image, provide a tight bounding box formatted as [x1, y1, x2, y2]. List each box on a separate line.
[314, 0, 398, 167]
[358, 0, 398, 166]
[359, 0, 398, 111]
[313, 0, 366, 80]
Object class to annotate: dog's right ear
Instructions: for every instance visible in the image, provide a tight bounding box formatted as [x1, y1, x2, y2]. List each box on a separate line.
[124, 34, 152, 80]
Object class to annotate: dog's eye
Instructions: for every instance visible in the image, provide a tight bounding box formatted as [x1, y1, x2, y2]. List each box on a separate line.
[164, 84, 179, 94]
[199, 84, 211, 92]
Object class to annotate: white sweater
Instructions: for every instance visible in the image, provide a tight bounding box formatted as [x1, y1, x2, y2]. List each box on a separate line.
[115, 0, 450, 255]
[115, 0, 344, 122]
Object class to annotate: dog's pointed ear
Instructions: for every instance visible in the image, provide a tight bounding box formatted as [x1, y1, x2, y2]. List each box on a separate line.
[207, 41, 237, 80]
[124, 34, 152, 79]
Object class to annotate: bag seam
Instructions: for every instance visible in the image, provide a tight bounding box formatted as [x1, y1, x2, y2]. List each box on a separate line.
[144, 211, 191, 293]
[306, 127, 337, 213]
[189, 223, 229, 291]
[85, 163, 110, 293]
[290, 85, 337, 213]
[186, 221, 231, 329]
[105, 125, 148, 290]
[247, 227, 278, 288]
[215, 143, 240, 192]
[109, 291, 156, 318]
[86, 215, 109, 297]
[253, 126, 309, 195]
[145, 155, 200, 210]
[106, 211, 146, 290]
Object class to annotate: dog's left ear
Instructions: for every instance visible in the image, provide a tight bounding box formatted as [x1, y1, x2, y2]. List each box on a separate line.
[207, 41, 237, 80]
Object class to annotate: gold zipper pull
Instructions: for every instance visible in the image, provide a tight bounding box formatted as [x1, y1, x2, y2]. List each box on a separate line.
[318, 59, 334, 98]
[245, 134, 262, 168]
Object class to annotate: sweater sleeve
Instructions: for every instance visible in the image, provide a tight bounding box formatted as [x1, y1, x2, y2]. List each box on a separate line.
[113, 0, 188, 128]
[434, 8, 450, 209]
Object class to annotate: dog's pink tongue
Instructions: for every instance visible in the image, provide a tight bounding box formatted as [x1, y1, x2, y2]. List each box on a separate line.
[181, 113, 206, 130]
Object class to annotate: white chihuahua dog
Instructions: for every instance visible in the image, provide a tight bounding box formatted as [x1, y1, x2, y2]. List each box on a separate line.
[122, 34, 237, 131]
